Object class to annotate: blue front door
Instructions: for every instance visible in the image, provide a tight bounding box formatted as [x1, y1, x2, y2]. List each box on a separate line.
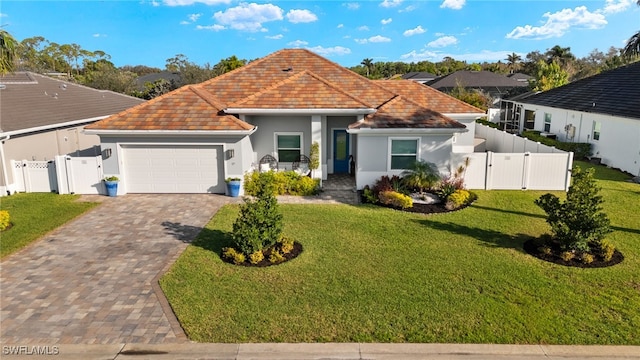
[333, 130, 349, 173]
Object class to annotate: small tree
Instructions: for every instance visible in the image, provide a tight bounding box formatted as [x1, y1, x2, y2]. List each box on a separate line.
[231, 172, 283, 256]
[535, 167, 612, 252]
[401, 160, 440, 192]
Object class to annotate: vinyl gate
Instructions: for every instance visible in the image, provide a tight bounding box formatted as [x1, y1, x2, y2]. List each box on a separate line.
[11, 156, 105, 195]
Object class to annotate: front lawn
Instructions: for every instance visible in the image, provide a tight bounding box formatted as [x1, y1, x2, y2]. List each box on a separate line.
[160, 162, 640, 344]
[0, 193, 98, 258]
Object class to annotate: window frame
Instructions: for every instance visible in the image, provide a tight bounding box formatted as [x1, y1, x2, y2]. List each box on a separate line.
[388, 137, 420, 171]
[274, 132, 303, 163]
[543, 113, 552, 132]
[592, 121, 601, 141]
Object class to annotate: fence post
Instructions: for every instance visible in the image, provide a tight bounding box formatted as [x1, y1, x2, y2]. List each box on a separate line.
[565, 152, 574, 191]
[522, 152, 531, 190]
[485, 151, 493, 190]
[54, 155, 69, 194]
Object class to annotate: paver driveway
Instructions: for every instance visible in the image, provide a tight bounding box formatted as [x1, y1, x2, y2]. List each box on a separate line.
[1, 194, 233, 345]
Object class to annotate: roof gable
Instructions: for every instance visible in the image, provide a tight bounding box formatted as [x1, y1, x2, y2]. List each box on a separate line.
[519, 61, 640, 120]
[375, 80, 484, 114]
[427, 70, 527, 89]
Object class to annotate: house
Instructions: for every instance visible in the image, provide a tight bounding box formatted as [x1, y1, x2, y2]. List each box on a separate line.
[508, 61, 640, 176]
[135, 71, 182, 90]
[507, 72, 532, 83]
[85, 49, 484, 194]
[400, 72, 438, 84]
[0, 72, 144, 195]
[426, 70, 529, 99]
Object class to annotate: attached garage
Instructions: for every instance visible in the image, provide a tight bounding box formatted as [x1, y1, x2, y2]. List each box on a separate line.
[123, 145, 225, 194]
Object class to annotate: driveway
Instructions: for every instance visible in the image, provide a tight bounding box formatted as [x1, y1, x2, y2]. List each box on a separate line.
[0, 194, 233, 345]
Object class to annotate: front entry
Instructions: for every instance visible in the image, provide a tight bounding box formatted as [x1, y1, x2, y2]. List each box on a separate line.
[333, 129, 349, 173]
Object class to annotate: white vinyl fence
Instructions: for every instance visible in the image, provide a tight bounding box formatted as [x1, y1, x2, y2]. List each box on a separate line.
[11, 155, 105, 195]
[452, 124, 574, 191]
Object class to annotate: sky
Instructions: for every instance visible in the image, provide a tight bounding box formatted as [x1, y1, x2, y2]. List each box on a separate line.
[1, 0, 638, 69]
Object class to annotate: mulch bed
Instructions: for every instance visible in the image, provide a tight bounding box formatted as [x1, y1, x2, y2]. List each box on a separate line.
[222, 241, 303, 267]
[359, 191, 473, 215]
[523, 238, 624, 268]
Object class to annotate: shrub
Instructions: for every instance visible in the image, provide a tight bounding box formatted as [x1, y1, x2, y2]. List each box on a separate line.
[598, 239, 616, 262]
[372, 175, 394, 195]
[0, 210, 10, 231]
[362, 186, 377, 204]
[244, 171, 319, 196]
[535, 166, 612, 252]
[560, 251, 575, 262]
[581, 253, 595, 264]
[401, 160, 440, 192]
[249, 250, 265, 265]
[476, 118, 500, 129]
[446, 189, 470, 210]
[538, 245, 552, 256]
[232, 178, 283, 256]
[522, 130, 592, 159]
[436, 182, 457, 201]
[269, 250, 285, 264]
[279, 237, 294, 254]
[222, 247, 246, 265]
[378, 191, 413, 209]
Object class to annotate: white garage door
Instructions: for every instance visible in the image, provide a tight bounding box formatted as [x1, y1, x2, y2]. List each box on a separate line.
[124, 145, 225, 193]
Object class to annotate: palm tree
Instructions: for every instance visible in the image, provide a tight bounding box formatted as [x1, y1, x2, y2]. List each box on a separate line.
[506, 52, 522, 73]
[545, 45, 575, 66]
[401, 160, 441, 193]
[623, 1, 640, 58]
[0, 30, 19, 74]
[360, 58, 373, 77]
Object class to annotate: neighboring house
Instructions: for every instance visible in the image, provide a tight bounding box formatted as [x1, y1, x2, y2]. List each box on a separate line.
[427, 70, 529, 99]
[135, 71, 182, 90]
[400, 72, 438, 84]
[85, 49, 484, 194]
[0, 72, 144, 195]
[507, 72, 532, 83]
[508, 61, 640, 176]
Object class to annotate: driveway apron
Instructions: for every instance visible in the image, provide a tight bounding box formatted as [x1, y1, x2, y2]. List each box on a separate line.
[0, 194, 233, 345]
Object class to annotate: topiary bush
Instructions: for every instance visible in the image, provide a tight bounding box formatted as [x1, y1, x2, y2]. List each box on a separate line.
[535, 166, 612, 253]
[231, 177, 283, 256]
[243, 171, 319, 196]
[0, 210, 10, 231]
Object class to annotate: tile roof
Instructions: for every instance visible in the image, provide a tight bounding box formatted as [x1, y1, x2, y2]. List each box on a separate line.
[86, 85, 253, 131]
[89, 49, 483, 132]
[519, 61, 640, 120]
[401, 72, 437, 81]
[375, 80, 484, 114]
[427, 70, 528, 90]
[0, 72, 144, 133]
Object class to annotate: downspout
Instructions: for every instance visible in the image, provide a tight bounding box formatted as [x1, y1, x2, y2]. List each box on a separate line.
[0, 134, 11, 195]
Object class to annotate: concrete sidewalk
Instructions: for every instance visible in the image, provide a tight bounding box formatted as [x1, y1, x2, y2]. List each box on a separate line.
[1, 343, 639, 359]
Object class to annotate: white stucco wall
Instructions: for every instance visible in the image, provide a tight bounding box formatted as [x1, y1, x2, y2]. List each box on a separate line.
[355, 133, 454, 189]
[523, 104, 640, 176]
[248, 115, 311, 170]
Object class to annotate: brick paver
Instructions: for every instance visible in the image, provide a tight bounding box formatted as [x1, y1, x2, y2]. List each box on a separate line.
[0, 194, 233, 345]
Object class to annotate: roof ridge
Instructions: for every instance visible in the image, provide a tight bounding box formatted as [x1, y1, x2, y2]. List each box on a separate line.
[188, 85, 226, 110]
[23, 72, 142, 100]
[198, 49, 287, 87]
[303, 70, 374, 108]
[376, 80, 484, 113]
[231, 70, 308, 107]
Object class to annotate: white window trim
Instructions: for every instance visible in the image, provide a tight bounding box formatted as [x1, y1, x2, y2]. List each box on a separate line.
[592, 121, 601, 141]
[388, 137, 420, 172]
[274, 132, 304, 163]
[543, 113, 552, 132]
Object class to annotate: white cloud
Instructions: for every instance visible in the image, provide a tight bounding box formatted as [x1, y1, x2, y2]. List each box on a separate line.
[306, 46, 351, 56]
[380, 0, 402, 8]
[403, 25, 426, 37]
[381, 18, 393, 25]
[196, 24, 226, 31]
[401, 49, 517, 62]
[400, 50, 439, 62]
[151, 0, 161, 6]
[434, 32, 445, 37]
[0, 13, 7, 17]
[92, 33, 107, 38]
[358, 25, 370, 31]
[213, 3, 284, 32]
[427, 35, 458, 47]
[600, 0, 634, 14]
[266, 34, 283, 40]
[506, 6, 607, 40]
[189, 13, 202, 22]
[440, 0, 465, 10]
[337, 24, 344, 28]
[163, 0, 231, 5]
[288, 40, 308, 47]
[355, 35, 392, 44]
[343, 2, 360, 10]
[286, 9, 318, 23]
[180, 20, 190, 25]
[399, 5, 417, 13]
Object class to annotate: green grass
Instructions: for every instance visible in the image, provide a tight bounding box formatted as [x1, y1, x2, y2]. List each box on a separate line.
[0, 193, 98, 258]
[160, 162, 640, 344]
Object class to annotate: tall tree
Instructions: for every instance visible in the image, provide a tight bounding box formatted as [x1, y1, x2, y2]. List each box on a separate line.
[0, 30, 19, 74]
[360, 58, 373, 77]
[530, 60, 569, 92]
[506, 52, 522, 73]
[623, 0, 640, 58]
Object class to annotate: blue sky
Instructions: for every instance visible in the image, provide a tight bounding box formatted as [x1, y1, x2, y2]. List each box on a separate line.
[1, 0, 638, 68]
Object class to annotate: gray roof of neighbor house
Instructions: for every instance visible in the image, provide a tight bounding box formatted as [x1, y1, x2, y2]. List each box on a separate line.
[507, 73, 532, 82]
[135, 71, 182, 90]
[427, 70, 528, 93]
[519, 61, 640, 120]
[401, 72, 437, 81]
[0, 72, 144, 134]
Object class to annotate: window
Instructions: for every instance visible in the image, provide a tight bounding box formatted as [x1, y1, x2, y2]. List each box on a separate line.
[544, 113, 552, 132]
[275, 133, 302, 162]
[389, 138, 418, 170]
[592, 121, 601, 141]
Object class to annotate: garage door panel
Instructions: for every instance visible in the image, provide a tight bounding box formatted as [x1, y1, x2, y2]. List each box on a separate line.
[124, 145, 225, 194]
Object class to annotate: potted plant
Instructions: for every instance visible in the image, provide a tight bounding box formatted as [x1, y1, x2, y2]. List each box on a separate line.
[104, 176, 119, 197]
[226, 177, 242, 197]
